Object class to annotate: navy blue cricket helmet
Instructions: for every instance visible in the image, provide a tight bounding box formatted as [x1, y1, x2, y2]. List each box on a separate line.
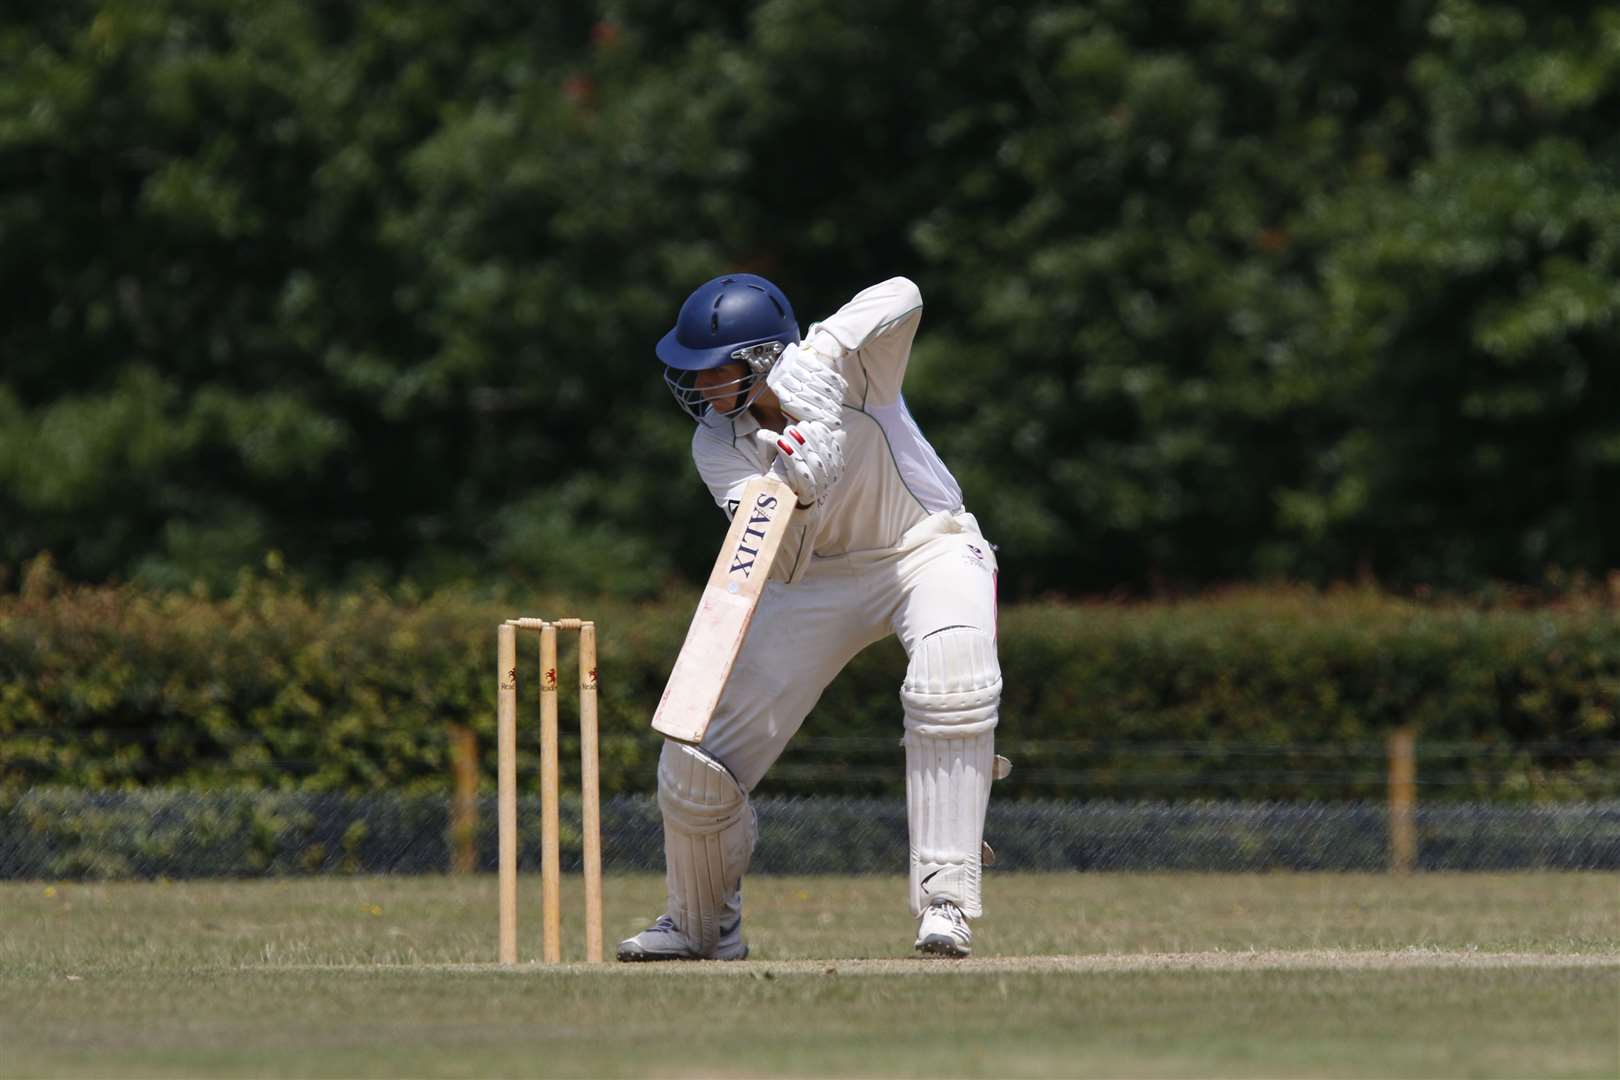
[658, 273, 800, 420]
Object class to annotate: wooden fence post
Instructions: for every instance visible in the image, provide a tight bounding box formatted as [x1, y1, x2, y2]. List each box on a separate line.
[1387, 725, 1417, 874]
[448, 723, 479, 875]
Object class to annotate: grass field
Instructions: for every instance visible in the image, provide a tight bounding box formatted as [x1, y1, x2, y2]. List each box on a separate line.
[2, 872, 1615, 1078]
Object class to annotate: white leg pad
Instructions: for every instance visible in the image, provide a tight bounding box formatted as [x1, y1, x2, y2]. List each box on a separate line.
[658, 740, 756, 955]
[901, 626, 1001, 918]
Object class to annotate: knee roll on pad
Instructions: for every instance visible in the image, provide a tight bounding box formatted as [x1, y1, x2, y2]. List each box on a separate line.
[657, 741, 756, 954]
[900, 625, 1002, 738]
[900, 626, 1001, 918]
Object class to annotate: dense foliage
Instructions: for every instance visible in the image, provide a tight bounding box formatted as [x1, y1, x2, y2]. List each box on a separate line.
[1, 1, 1616, 597]
[2, 574, 1615, 801]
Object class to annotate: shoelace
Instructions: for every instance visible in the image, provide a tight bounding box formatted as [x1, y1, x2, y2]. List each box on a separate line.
[929, 901, 970, 941]
[652, 913, 741, 935]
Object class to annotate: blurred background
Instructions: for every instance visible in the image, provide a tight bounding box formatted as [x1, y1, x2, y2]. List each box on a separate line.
[1, 0, 1617, 878]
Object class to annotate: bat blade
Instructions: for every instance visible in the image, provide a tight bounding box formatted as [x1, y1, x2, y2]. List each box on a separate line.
[651, 475, 799, 743]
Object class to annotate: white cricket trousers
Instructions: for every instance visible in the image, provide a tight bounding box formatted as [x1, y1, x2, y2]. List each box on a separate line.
[697, 510, 999, 791]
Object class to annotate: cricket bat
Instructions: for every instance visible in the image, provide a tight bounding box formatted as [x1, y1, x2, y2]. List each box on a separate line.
[652, 474, 800, 742]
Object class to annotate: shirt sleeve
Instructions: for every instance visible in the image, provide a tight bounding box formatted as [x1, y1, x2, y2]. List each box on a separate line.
[804, 276, 923, 409]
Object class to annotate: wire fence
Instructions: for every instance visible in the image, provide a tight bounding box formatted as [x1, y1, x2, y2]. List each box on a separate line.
[4, 788, 1617, 880]
[6, 726, 1619, 801]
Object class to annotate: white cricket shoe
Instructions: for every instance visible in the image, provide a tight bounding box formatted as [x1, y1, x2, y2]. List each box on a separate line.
[616, 911, 748, 962]
[914, 897, 972, 958]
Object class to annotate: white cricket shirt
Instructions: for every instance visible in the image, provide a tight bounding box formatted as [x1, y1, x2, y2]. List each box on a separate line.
[690, 277, 966, 581]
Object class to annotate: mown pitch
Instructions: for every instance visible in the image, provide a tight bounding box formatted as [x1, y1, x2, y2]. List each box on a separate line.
[2, 872, 1615, 1078]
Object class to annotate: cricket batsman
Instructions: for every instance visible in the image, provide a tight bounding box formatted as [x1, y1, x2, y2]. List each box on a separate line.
[618, 273, 1001, 960]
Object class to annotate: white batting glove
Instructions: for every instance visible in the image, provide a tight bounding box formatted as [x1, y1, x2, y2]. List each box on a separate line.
[766, 342, 847, 427]
[755, 420, 845, 506]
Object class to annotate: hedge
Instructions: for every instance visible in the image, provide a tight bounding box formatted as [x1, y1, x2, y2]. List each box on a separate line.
[1, 580, 1616, 801]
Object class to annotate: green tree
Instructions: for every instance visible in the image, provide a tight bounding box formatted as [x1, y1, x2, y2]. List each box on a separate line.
[1283, 2, 1620, 585]
[1, 1, 1613, 596]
